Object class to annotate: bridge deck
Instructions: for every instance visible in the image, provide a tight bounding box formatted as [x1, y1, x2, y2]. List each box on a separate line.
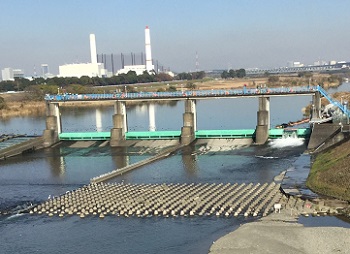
[45, 85, 317, 102]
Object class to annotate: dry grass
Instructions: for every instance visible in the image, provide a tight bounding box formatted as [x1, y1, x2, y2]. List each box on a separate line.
[0, 101, 46, 118]
[196, 78, 268, 90]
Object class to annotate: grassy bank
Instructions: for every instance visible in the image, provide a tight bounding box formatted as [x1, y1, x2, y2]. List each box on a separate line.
[0, 101, 46, 118]
[307, 139, 350, 201]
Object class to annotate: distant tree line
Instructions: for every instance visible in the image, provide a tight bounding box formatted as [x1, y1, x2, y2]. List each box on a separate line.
[0, 70, 206, 99]
[221, 69, 246, 79]
[176, 71, 205, 80]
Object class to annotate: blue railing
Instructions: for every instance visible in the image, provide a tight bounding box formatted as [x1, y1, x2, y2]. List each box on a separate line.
[44, 85, 349, 117]
[316, 85, 349, 116]
[44, 85, 318, 101]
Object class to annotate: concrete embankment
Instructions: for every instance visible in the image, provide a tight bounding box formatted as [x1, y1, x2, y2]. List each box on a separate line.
[0, 136, 43, 160]
[91, 144, 182, 183]
[307, 123, 350, 152]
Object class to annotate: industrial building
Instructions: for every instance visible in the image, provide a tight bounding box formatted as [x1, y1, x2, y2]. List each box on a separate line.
[59, 34, 108, 78]
[1, 67, 25, 81]
[116, 26, 155, 75]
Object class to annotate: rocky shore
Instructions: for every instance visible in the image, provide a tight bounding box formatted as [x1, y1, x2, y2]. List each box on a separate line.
[209, 168, 350, 254]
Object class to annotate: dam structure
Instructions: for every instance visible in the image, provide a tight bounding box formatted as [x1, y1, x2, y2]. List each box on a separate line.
[10, 85, 349, 219]
[42, 85, 335, 148]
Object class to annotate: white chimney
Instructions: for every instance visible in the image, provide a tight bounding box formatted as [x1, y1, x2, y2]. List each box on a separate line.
[145, 26, 154, 72]
[90, 34, 97, 64]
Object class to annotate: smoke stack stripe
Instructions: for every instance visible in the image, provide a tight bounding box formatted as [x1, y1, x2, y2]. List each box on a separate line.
[90, 34, 98, 64]
[145, 26, 153, 72]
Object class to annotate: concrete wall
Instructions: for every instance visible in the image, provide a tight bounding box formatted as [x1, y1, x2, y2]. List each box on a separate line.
[42, 103, 60, 147]
[255, 97, 270, 145]
[307, 123, 344, 152]
[0, 137, 44, 160]
[181, 100, 196, 145]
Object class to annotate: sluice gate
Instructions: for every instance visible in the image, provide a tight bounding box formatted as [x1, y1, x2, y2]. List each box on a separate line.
[58, 128, 311, 141]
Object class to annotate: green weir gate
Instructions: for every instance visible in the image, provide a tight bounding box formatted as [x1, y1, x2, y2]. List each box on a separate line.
[58, 128, 311, 141]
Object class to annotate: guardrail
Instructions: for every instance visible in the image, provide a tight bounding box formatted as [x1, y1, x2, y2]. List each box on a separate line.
[45, 85, 318, 102]
[316, 85, 350, 117]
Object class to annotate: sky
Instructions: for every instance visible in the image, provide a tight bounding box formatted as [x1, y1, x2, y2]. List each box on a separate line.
[1, 0, 350, 76]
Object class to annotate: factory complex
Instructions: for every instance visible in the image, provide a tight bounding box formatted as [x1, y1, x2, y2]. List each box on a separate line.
[59, 27, 155, 78]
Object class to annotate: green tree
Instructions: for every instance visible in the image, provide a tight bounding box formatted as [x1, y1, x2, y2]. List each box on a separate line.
[155, 73, 173, 82]
[66, 84, 92, 94]
[221, 70, 229, 79]
[138, 71, 155, 83]
[236, 68, 246, 78]
[25, 84, 59, 101]
[0, 81, 16, 92]
[80, 76, 92, 85]
[14, 78, 31, 91]
[228, 69, 236, 78]
[123, 71, 138, 84]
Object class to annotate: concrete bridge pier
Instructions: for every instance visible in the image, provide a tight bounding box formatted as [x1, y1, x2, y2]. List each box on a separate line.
[42, 102, 61, 147]
[255, 97, 270, 145]
[181, 99, 197, 145]
[311, 92, 322, 121]
[110, 101, 127, 147]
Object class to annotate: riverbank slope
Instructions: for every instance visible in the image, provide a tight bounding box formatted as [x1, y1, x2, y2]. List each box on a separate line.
[307, 138, 350, 202]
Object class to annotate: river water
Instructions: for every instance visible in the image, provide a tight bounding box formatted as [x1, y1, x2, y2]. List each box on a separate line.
[0, 91, 348, 253]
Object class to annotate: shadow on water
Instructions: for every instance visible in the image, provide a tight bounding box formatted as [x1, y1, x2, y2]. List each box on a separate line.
[299, 215, 350, 228]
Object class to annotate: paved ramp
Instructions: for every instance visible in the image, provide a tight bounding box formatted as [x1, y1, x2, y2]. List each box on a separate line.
[0, 136, 43, 159]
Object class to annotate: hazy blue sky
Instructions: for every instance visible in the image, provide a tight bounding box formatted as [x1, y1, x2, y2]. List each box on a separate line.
[1, 0, 350, 75]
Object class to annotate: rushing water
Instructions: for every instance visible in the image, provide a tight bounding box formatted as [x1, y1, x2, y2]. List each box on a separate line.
[0, 93, 347, 253]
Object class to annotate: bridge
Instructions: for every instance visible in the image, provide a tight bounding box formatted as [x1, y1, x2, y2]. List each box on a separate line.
[246, 62, 350, 75]
[45, 85, 316, 101]
[40, 85, 349, 148]
[7, 85, 348, 219]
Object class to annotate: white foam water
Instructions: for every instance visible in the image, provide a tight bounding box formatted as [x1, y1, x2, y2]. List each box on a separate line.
[269, 137, 305, 149]
[6, 213, 24, 220]
[255, 155, 278, 159]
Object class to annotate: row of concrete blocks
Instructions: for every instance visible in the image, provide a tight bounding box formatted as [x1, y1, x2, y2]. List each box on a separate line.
[283, 194, 340, 217]
[29, 182, 287, 218]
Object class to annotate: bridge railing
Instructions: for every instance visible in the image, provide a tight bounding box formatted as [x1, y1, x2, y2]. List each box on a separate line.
[316, 85, 350, 117]
[44, 85, 318, 102]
